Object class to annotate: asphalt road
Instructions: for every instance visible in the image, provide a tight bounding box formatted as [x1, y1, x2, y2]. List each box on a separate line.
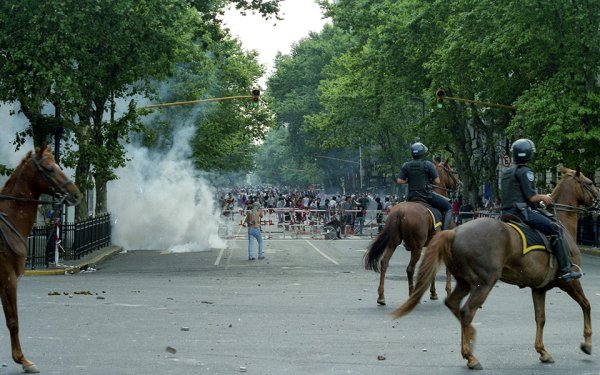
[4, 239, 600, 375]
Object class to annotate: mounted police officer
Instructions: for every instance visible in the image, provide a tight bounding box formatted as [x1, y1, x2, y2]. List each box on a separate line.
[500, 138, 581, 282]
[396, 142, 453, 230]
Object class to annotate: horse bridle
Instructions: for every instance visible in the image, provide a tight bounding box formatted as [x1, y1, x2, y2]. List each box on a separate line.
[551, 173, 600, 214]
[433, 164, 461, 197]
[0, 154, 73, 205]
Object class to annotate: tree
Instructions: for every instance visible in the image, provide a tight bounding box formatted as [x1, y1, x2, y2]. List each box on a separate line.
[0, 0, 282, 220]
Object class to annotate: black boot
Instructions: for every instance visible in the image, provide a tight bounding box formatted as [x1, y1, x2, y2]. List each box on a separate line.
[552, 237, 582, 282]
[442, 210, 454, 230]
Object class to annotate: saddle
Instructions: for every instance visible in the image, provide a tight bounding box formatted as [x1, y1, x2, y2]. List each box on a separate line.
[501, 215, 552, 255]
[0, 212, 27, 257]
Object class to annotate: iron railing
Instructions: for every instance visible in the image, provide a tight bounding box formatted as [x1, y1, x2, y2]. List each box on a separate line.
[26, 213, 111, 269]
[578, 214, 599, 248]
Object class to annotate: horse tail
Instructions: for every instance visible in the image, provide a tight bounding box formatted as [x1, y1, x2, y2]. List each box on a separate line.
[391, 229, 456, 319]
[363, 209, 402, 273]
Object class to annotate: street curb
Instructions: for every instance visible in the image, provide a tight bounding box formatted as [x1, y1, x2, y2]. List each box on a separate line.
[24, 245, 124, 276]
[582, 247, 600, 257]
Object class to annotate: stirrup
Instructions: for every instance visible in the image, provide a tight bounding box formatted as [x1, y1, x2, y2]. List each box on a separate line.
[559, 264, 582, 282]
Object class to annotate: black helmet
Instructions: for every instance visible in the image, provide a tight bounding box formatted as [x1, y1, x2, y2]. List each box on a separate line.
[511, 139, 535, 163]
[411, 142, 428, 158]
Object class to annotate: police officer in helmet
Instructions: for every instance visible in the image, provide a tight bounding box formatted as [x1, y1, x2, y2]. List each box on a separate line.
[396, 142, 454, 230]
[500, 138, 581, 282]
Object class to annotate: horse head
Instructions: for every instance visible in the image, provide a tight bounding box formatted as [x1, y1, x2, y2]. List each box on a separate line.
[29, 147, 82, 206]
[552, 165, 599, 210]
[434, 159, 461, 198]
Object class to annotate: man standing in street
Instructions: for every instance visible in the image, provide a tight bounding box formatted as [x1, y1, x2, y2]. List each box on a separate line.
[246, 198, 264, 260]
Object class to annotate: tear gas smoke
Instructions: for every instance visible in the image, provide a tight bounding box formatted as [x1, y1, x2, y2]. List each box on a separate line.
[108, 125, 226, 251]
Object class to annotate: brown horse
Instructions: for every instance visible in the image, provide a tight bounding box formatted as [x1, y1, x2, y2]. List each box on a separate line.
[364, 159, 459, 304]
[392, 166, 598, 370]
[0, 147, 81, 373]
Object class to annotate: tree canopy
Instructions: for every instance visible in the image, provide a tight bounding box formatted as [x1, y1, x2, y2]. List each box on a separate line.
[262, 0, 600, 201]
[0, 0, 280, 219]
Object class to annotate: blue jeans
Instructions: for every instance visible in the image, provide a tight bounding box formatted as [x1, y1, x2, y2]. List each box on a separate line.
[248, 227, 263, 258]
[355, 216, 365, 234]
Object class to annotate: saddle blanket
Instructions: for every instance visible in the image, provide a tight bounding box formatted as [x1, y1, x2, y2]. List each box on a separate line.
[505, 222, 550, 255]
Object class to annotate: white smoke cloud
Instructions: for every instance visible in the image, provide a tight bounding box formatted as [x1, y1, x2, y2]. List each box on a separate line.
[0, 104, 35, 185]
[3, 97, 227, 253]
[108, 125, 226, 251]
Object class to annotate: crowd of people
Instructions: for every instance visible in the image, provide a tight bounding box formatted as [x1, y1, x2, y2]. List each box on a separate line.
[219, 185, 502, 232]
[218, 186, 398, 237]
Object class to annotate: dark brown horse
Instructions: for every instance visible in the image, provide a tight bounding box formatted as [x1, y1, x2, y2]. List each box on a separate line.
[364, 159, 459, 304]
[392, 166, 598, 370]
[0, 147, 81, 373]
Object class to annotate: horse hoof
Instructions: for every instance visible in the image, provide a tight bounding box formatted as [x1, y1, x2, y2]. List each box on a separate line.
[467, 361, 483, 370]
[430, 293, 438, 300]
[540, 355, 554, 363]
[580, 342, 592, 355]
[23, 364, 40, 373]
[377, 298, 386, 306]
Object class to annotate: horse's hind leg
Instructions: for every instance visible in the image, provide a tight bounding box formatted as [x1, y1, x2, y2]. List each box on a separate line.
[458, 284, 494, 370]
[406, 247, 423, 297]
[531, 289, 554, 363]
[444, 279, 475, 344]
[560, 281, 592, 355]
[0, 271, 39, 373]
[445, 268, 452, 297]
[377, 246, 396, 305]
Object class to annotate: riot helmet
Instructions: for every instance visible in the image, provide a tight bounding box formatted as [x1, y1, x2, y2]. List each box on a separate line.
[411, 142, 428, 159]
[511, 139, 535, 163]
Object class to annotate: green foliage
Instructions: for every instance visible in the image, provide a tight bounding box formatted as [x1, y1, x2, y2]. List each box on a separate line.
[265, 0, 600, 200]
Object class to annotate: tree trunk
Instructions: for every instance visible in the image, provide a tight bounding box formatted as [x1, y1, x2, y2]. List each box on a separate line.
[74, 159, 90, 221]
[94, 175, 108, 214]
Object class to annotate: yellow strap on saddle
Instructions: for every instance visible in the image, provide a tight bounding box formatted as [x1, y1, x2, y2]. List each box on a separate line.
[506, 222, 546, 255]
[427, 208, 442, 230]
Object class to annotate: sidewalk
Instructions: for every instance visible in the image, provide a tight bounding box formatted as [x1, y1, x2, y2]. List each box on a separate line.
[24, 245, 124, 276]
[581, 245, 600, 257]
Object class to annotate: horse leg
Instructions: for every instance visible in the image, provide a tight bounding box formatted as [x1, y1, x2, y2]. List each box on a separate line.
[459, 284, 494, 370]
[377, 246, 396, 305]
[0, 272, 39, 373]
[531, 289, 554, 363]
[406, 248, 422, 297]
[444, 279, 476, 353]
[445, 268, 452, 297]
[559, 281, 592, 355]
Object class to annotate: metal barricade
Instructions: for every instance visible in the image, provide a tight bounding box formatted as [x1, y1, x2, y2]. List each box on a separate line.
[219, 207, 385, 240]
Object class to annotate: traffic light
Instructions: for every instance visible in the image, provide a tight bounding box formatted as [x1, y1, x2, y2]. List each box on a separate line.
[252, 88, 260, 104]
[435, 89, 445, 108]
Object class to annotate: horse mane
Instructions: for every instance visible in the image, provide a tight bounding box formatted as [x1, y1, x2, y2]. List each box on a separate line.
[1, 151, 33, 193]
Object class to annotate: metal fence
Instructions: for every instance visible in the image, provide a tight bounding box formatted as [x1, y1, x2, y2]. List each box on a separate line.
[26, 213, 112, 269]
[578, 214, 599, 248]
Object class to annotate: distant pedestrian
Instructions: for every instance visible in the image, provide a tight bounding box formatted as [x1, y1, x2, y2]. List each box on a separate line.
[246, 199, 264, 260]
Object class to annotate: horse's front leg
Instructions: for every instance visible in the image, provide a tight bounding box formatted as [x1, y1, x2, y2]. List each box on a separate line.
[1, 273, 39, 373]
[531, 289, 554, 363]
[377, 246, 395, 305]
[560, 281, 592, 355]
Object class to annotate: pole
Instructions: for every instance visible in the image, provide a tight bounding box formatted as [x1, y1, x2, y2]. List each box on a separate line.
[140, 95, 254, 109]
[54, 107, 65, 266]
[359, 145, 363, 192]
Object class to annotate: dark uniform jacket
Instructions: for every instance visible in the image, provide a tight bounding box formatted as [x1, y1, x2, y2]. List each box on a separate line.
[399, 159, 438, 200]
[500, 164, 537, 210]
